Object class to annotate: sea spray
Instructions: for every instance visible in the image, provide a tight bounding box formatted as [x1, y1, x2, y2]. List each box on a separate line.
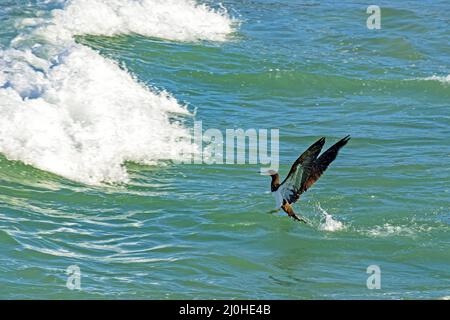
[317, 203, 345, 232]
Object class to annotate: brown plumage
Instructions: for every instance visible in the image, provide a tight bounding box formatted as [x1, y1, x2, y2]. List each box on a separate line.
[281, 199, 309, 224]
[269, 136, 350, 223]
[270, 174, 280, 192]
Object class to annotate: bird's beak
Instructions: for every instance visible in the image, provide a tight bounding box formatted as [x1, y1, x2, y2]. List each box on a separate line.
[260, 169, 274, 176]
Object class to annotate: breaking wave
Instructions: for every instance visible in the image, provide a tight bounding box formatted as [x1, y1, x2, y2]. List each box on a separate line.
[421, 74, 450, 83]
[0, 0, 235, 184]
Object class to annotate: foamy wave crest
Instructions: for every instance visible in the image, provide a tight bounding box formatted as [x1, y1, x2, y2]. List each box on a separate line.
[0, 0, 235, 184]
[422, 75, 450, 83]
[0, 46, 197, 184]
[27, 0, 234, 43]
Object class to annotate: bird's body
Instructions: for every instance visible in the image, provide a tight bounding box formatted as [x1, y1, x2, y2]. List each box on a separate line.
[273, 189, 283, 209]
[267, 136, 350, 223]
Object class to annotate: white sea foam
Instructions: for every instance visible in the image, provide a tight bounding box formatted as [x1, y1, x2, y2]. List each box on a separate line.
[317, 204, 345, 232]
[365, 223, 413, 237]
[0, 46, 197, 184]
[29, 0, 234, 44]
[0, 0, 235, 184]
[422, 75, 450, 83]
[362, 223, 435, 238]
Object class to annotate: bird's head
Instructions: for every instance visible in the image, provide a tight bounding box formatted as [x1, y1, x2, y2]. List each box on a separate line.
[260, 169, 278, 176]
[261, 169, 280, 191]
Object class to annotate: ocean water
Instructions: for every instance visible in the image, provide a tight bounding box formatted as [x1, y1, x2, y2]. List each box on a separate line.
[0, 0, 449, 299]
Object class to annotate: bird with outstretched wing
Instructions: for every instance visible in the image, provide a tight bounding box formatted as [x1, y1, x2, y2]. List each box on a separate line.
[266, 136, 350, 223]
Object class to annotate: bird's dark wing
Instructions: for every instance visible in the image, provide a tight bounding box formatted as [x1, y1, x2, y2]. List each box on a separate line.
[278, 137, 326, 204]
[299, 135, 350, 194]
[280, 136, 350, 204]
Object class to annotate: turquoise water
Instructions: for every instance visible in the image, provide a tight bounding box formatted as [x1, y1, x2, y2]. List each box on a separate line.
[0, 0, 449, 299]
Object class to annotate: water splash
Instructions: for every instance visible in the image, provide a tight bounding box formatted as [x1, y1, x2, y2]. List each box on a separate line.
[317, 203, 345, 232]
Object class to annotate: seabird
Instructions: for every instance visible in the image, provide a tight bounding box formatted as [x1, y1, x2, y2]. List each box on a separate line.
[265, 136, 350, 223]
